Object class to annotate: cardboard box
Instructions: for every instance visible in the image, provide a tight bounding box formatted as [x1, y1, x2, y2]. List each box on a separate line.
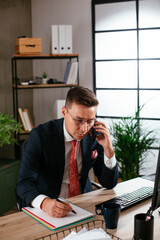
[15, 38, 42, 54]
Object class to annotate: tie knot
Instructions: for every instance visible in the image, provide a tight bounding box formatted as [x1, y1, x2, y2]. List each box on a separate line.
[71, 140, 78, 148]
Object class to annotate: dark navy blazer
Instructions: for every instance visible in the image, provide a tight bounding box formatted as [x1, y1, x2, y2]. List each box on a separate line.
[17, 118, 119, 207]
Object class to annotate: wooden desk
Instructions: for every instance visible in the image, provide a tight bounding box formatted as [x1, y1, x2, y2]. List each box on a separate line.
[0, 177, 159, 240]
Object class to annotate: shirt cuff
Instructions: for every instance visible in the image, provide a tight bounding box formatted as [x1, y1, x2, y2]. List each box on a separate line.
[104, 154, 116, 169]
[31, 194, 49, 209]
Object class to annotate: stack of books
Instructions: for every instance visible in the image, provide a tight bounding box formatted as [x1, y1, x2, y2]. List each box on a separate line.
[63, 61, 78, 84]
[18, 108, 33, 132]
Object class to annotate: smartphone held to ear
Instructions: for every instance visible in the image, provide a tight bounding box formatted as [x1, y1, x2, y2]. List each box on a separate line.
[90, 124, 101, 138]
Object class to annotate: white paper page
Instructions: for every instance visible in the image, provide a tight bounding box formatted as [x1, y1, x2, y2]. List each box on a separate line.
[23, 202, 94, 229]
[63, 228, 111, 240]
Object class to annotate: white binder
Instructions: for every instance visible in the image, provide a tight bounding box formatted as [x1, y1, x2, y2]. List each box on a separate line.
[67, 62, 78, 84]
[63, 61, 72, 83]
[56, 100, 65, 118]
[59, 25, 66, 54]
[51, 25, 59, 54]
[65, 25, 72, 54]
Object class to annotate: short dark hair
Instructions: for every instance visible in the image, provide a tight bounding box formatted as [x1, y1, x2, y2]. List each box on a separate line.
[65, 86, 99, 109]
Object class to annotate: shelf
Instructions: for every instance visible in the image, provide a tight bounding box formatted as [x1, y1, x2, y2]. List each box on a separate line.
[12, 53, 79, 60]
[12, 53, 79, 157]
[13, 83, 78, 89]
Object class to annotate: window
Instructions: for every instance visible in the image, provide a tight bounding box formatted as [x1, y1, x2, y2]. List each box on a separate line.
[92, 0, 160, 175]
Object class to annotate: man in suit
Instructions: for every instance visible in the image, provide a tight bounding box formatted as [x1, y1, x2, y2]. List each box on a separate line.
[17, 86, 118, 218]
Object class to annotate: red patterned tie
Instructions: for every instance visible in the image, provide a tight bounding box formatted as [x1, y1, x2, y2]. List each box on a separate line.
[69, 140, 80, 197]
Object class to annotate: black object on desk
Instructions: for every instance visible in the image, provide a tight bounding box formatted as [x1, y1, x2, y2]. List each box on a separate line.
[95, 186, 153, 212]
[133, 147, 160, 240]
[134, 213, 154, 240]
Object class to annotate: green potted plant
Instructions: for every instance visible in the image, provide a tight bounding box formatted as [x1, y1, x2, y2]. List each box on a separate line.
[110, 107, 158, 181]
[0, 112, 22, 147]
[42, 72, 49, 84]
[0, 113, 22, 215]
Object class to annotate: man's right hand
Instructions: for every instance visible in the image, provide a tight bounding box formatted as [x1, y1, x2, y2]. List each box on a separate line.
[41, 198, 72, 218]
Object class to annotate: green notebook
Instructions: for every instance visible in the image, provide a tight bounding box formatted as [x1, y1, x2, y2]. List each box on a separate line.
[22, 201, 94, 231]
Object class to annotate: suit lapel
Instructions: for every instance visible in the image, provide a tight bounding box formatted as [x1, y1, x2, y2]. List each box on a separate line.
[81, 135, 92, 187]
[51, 119, 65, 184]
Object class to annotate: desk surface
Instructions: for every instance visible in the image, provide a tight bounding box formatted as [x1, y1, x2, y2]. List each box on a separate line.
[0, 177, 159, 240]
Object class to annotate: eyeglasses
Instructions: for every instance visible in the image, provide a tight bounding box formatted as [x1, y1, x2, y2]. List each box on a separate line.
[66, 107, 95, 126]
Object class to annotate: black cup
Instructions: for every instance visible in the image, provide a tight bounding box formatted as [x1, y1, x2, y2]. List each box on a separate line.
[134, 213, 154, 240]
[95, 202, 121, 229]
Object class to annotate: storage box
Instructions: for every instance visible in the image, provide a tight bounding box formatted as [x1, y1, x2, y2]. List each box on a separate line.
[0, 159, 20, 215]
[15, 38, 42, 54]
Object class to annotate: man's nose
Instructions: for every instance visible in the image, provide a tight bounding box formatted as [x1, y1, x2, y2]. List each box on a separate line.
[80, 121, 88, 132]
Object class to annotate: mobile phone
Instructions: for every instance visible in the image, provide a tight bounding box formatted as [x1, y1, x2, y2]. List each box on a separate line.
[90, 124, 101, 138]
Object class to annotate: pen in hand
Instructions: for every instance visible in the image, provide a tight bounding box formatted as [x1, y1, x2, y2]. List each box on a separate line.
[56, 198, 77, 214]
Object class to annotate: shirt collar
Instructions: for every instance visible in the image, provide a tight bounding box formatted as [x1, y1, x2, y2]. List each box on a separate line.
[63, 121, 74, 142]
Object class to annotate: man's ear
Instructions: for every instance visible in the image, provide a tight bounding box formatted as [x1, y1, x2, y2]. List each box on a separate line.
[62, 106, 66, 118]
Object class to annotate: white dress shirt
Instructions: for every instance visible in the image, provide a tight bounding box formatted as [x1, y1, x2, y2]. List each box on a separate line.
[31, 122, 116, 209]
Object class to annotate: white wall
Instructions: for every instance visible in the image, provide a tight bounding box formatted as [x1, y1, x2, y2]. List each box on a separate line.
[31, 0, 93, 125]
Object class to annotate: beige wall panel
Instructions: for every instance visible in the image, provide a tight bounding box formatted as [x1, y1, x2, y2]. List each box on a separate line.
[31, 0, 93, 125]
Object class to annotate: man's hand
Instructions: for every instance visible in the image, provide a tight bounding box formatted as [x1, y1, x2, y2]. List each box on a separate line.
[41, 198, 72, 218]
[92, 120, 114, 159]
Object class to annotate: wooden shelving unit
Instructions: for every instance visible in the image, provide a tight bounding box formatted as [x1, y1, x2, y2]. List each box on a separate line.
[11, 53, 79, 156]
[13, 83, 78, 89]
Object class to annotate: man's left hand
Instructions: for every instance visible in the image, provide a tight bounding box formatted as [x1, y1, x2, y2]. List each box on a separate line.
[92, 120, 114, 159]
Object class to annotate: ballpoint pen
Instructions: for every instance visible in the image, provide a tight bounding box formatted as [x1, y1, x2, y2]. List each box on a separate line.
[56, 198, 77, 214]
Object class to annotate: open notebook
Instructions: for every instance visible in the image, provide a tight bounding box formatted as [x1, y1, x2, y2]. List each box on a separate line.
[22, 201, 94, 231]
